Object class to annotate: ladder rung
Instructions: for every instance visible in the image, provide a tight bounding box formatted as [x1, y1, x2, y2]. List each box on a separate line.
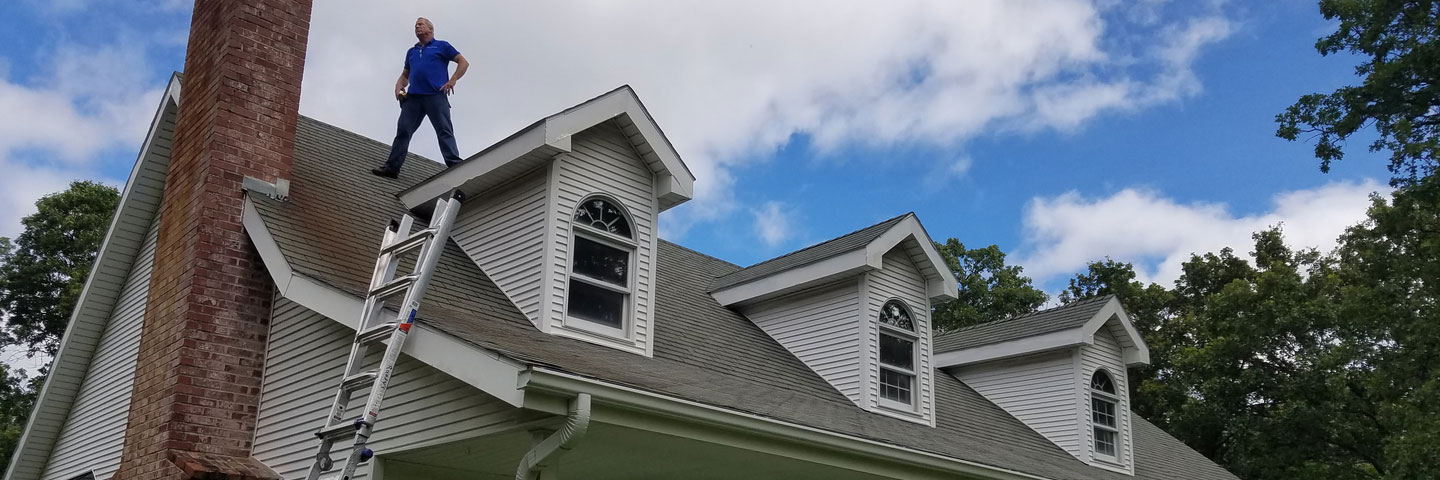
[355, 322, 397, 345]
[379, 227, 437, 256]
[369, 275, 416, 299]
[341, 371, 378, 394]
[316, 420, 361, 442]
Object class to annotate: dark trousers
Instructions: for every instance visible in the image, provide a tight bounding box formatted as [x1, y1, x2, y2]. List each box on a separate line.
[384, 93, 463, 171]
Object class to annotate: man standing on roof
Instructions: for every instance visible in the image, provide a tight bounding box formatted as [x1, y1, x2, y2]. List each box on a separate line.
[373, 17, 470, 179]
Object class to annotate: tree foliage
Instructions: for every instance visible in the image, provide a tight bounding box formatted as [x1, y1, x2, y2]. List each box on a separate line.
[0, 181, 119, 357]
[1276, 0, 1440, 185]
[931, 238, 1047, 332]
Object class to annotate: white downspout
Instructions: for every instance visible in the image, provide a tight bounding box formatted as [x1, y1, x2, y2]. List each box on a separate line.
[516, 393, 592, 480]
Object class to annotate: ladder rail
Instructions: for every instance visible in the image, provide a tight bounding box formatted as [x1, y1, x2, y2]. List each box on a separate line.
[303, 192, 463, 480]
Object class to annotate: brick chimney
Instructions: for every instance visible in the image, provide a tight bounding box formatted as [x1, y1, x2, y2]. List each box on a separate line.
[114, 1, 312, 479]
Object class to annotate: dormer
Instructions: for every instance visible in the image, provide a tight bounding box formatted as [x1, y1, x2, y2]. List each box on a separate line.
[403, 86, 695, 356]
[714, 214, 959, 425]
[934, 295, 1149, 474]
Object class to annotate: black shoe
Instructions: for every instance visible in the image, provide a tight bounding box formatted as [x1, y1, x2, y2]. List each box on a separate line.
[371, 167, 399, 179]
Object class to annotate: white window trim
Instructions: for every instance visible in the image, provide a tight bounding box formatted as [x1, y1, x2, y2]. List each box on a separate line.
[877, 300, 919, 413]
[1090, 371, 1122, 464]
[563, 197, 637, 340]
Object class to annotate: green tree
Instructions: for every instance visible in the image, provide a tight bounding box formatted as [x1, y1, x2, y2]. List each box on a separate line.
[1276, 0, 1440, 185]
[0, 363, 36, 475]
[930, 239, 1048, 332]
[0, 181, 119, 357]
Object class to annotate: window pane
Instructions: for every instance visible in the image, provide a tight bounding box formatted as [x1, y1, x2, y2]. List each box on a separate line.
[574, 198, 632, 238]
[1092, 398, 1117, 427]
[880, 368, 913, 404]
[572, 236, 628, 286]
[1091, 371, 1116, 394]
[567, 279, 624, 329]
[879, 333, 914, 370]
[1095, 428, 1116, 456]
[879, 301, 914, 331]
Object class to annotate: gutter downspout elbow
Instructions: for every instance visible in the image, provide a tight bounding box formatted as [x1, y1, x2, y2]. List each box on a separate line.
[517, 393, 592, 480]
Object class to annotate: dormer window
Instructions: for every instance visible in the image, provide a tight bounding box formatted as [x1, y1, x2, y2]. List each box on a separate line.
[878, 300, 917, 410]
[566, 197, 634, 337]
[1091, 370, 1120, 461]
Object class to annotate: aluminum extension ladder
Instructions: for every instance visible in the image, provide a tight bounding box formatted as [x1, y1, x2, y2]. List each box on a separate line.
[304, 191, 464, 480]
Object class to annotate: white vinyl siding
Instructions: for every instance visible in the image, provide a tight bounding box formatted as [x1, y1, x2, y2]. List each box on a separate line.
[864, 247, 934, 424]
[1080, 326, 1133, 472]
[452, 167, 548, 327]
[954, 349, 1082, 456]
[37, 219, 159, 480]
[743, 280, 864, 405]
[251, 297, 527, 479]
[545, 121, 657, 356]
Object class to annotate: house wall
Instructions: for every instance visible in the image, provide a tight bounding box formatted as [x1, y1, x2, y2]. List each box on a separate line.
[452, 167, 549, 328]
[862, 246, 935, 424]
[1079, 325, 1134, 472]
[251, 297, 527, 479]
[544, 121, 658, 356]
[37, 219, 159, 480]
[953, 349, 1081, 456]
[742, 280, 864, 405]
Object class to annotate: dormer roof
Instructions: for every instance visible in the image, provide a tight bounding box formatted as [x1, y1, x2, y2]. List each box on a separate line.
[934, 295, 1151, 368]
[710, 213, 959, 307]
[399, 85, 695, 213]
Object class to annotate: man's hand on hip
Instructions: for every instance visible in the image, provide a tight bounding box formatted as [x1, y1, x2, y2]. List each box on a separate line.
[442, 80, 456, 96]
[395, 87, 406, 101]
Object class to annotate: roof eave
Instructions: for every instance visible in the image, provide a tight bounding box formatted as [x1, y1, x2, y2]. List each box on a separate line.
[933, 327, 1088, 369]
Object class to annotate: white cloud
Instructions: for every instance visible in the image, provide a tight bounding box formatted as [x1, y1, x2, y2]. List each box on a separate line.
[1014, 180, 1388, 289]
[299, 0, 1234, 238]
[752, 201, 796, 248]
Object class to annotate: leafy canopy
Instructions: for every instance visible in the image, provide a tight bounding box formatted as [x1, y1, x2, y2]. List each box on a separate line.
[1276, 0, 1440, 185]
[0, 181, 119, 357]
[930, 238, 1048, 332]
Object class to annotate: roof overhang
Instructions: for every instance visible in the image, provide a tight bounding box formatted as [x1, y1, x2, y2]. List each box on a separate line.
[241, 197, 528, 408]
[711, 215, 958, 307]
[934, 296, 1150, 368]
[399, 85, 694, 214]
[5, 73, 183, 480]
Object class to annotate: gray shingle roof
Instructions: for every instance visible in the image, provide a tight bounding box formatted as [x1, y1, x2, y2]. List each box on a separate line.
[250, 116, 1235, 480]
[710, 213, 911, 290]
[934, 295, 1115, 354]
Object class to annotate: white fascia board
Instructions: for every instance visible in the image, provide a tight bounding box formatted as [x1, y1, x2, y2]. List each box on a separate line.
[932, 328, 1087, 369]
[710, 249, 874, 307]
[544, 86, 694, 209]
[1081, 297, 1151, 366]
[863, 216, 959, 303]
[521, 367, 1053, 480]
[241, 200, 528, 408]
[399, 123, 564, 209]
[3, 74, 181, 480]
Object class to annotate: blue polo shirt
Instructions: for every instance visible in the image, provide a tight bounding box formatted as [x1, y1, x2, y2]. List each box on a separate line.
[403, 39, 460, 96]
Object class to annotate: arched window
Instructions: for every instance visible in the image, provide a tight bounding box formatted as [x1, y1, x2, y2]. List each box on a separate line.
[878, 300, 917, 409]
[566, 197, 634, 336]
[1091, 370, 1120, 460]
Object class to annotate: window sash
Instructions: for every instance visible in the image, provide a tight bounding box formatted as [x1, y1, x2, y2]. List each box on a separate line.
[1094, 427, 1118, 457]
[879, 367, 914, 405]
[566, 227, 634, 337]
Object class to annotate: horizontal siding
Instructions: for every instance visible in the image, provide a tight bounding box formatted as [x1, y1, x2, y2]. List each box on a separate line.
[744, 281, 863, 404]
[865, 247, 934, 422]
[546, 121, 656, 354]
[252, 297, 526, 479]
[452, 168, 548, 327]
[38, 218, 159, 480]
[1081, 326, 1132, 471]
[956, 349, 1080, 455]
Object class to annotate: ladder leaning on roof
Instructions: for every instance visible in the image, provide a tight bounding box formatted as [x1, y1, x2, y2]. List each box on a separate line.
[303, 190, 464, 480]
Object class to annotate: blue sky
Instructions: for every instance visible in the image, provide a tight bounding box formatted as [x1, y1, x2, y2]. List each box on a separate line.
[0, 0, 1392, 304]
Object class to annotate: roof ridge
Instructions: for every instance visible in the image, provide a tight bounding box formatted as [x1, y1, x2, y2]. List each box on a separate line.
[659, 238, 743, 270]
[736, 211, 912, 269]
[937, 294, 1115, 337]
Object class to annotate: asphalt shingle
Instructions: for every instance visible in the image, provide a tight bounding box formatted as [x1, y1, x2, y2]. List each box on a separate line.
[250, 116, 1236, 480]
[709, 213, 911, 290]
[934, 295, 1115, 354]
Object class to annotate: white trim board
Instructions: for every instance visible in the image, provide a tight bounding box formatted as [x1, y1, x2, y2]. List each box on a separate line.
[934, 297, 1150, 369]
[241, 197, 527, 408]
[399, 85, 695, 213]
